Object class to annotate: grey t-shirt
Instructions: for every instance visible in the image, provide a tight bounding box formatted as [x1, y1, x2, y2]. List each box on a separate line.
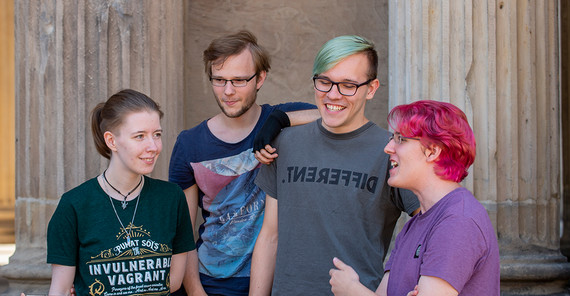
[255, 119, 419, 295]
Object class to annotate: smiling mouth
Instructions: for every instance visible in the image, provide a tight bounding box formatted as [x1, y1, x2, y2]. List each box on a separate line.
[326, 104, 345, 111]
[390, 160, 399, 168]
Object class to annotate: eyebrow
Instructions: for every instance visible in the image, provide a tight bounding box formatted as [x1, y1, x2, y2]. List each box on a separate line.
[316, 75, 360, 84]
[131, 129, 163, 135]
[210, 75, 250, 80]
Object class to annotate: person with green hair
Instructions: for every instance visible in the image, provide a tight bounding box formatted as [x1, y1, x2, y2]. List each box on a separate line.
[250, 35, 419, 295]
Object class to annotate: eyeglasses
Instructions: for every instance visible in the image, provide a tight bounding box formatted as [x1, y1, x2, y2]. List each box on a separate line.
[313, 76, 374, 96]
[389, 132, 421, 144]
[210, 73, 257, 87]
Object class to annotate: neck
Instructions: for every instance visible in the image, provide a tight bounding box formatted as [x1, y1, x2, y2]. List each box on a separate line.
[209, 104, 262, 143]
[413, 179, 461, 214]
[103, 165, 143, 196]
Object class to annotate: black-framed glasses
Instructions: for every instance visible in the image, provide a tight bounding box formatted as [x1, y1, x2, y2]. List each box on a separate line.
[313, 76, 374, 96]
[389, 132, 421, 144]
[210, 73, 257, 87]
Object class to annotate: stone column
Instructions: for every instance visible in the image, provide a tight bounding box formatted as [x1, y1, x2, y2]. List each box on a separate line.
[389, 1, 570, 294]
[560, 0, 570, 262]
[0, 1, 185, 293]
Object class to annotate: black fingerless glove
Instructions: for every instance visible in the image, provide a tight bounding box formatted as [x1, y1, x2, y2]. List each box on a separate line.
[253, 109, 291, 152]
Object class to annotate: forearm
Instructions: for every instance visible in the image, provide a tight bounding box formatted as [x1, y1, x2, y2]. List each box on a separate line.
[249, 231, 278, 295]
[183, 250, 206, 295]
[48, 264, 76, 296]
[346, 283, 379, 296]
[285, 109, 320, 126]
[169, 252, 188, 292]
[375, 272, 389, 296]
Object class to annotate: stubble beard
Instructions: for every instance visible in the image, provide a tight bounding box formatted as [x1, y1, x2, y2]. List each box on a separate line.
[216, 94, 256, 119]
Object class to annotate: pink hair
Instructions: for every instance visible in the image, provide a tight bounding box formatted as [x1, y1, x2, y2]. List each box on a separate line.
[387, 100, 476, 182]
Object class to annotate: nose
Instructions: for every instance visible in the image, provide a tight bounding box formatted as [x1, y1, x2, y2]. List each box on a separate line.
[384, 138, 395, 154]
[327, 84, 343, 99]
[224, 82, 236, 95]
[146, 137, 161, 153]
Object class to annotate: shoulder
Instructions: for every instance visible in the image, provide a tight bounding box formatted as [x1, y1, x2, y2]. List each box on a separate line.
[171, 120, 210, 157]
[145, 177, 182, 190]
[279, 121, 316, 138]
[176, 120, 209, 140]
[55, 178, 102, 214]
[431, 190, 493, 240]
[144, 177, 184, 198]
[61, 178, 98, 201]
[363, 122, 390, 139]
[444, 188, 490, 221]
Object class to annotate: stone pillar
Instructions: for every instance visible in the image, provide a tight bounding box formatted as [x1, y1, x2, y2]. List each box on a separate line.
[389, 1, 570, 294]
[0, 1, 185, 293]
[560, 0, 570, 262]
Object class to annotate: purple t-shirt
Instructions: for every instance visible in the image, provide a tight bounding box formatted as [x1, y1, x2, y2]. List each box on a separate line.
[385, 187, 499, 295]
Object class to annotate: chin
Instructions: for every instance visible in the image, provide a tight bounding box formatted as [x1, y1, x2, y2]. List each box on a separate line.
[387, 177, 401, 188]
[137, 166, 156, 176]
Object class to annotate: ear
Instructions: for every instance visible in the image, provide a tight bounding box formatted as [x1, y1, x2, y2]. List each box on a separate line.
[425, 145, 441, 163]
[255, 71, 267, 91]
[104, 131, 118, 152]
[365, 78, 380, 100]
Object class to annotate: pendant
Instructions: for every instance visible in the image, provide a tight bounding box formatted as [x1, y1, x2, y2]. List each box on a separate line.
[121, 200, 128, 209]
[126, 236, 130, 244]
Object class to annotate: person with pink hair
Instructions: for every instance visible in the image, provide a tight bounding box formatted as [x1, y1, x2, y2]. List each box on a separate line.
[329, 100, 499, 296]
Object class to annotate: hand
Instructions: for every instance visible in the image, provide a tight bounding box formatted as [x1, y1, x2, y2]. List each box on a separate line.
[254, 145, 278, 165]
[253, 109, 290, 152]
[329, 257, 361, 296]
[406, 285, 419, 296]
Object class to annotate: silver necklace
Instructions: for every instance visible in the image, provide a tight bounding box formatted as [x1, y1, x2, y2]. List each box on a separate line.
[103, 170, 143, 209]
[103, 177, 141, 244]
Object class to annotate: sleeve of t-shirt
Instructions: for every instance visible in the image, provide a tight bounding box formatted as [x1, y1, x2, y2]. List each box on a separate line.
[419, 215, 487, 292]
[391, 186, 420, 216]
[254, 159, 278, 199]
[271, 102, 317, 112]
[253, 130, 282, 199]
[169, 131, 196, 190]
[46, 195, 79, 266]
[172, 185, 196, 254]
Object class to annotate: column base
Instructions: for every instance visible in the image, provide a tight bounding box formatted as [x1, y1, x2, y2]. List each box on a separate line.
[501, 250, 570, 295]
[0, 246, 50, 294]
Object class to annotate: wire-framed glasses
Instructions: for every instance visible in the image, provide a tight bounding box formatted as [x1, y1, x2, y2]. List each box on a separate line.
[389, 132, 421, 144]
[210, 73, 257, 87]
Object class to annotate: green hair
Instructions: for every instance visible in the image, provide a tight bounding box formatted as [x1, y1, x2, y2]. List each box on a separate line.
[312, 35, 378, 80]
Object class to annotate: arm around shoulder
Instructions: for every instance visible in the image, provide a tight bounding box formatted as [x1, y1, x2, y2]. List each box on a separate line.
[250, 195, 279, 296]
[285, 109, 320, 126]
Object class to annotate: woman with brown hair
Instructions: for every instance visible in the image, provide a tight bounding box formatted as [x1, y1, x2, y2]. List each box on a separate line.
[47, 89, 195, 295]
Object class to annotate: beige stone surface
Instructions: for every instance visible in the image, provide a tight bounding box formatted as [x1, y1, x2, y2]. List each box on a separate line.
[4, 0, 570, 294]
[389, 1, 570, 294]
[182, 0, 390, 130]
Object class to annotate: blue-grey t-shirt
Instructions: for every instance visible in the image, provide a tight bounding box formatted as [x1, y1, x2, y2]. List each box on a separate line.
[255, 120, 419, 295]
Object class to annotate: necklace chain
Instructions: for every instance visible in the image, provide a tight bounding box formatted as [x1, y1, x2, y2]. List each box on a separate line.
[103, 177, 141, 243]
[103, 170, 143, 209]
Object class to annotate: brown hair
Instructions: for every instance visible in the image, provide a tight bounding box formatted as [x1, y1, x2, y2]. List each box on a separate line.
[90, 89, 163, 159]
[203, 30, 271, 77]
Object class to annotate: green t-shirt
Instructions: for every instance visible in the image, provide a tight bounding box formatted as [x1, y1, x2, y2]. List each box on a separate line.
[47, 176, 195, 295]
